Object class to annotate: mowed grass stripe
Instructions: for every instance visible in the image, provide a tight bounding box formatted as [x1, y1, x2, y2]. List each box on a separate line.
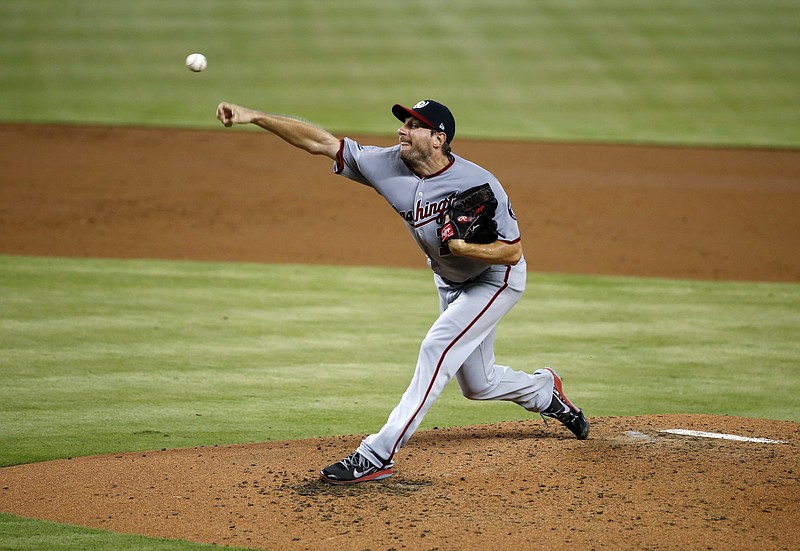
[0, 1, 798, 146]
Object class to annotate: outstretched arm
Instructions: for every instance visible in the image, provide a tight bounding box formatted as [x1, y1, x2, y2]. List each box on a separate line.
[216, 102, 341, 160]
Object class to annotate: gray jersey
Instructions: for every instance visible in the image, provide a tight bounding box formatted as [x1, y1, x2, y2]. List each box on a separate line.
[334, 137, 522, 282]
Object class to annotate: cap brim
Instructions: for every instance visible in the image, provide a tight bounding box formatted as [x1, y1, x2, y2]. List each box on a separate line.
[392, 104, 436, 130]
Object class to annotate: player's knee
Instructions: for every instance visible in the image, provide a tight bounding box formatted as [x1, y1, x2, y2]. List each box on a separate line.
[457, 368, 497, 401]
[462, 389, 495, 401]
[461, 388, 483, 401]
[459, 382, 494, 401]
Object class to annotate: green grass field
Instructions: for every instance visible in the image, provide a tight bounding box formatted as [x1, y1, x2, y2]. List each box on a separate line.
[1, 1, 799, 549]
[2, 255, 798, 466]
[0, 513, 251, 551]
[1, 0, 799, 147]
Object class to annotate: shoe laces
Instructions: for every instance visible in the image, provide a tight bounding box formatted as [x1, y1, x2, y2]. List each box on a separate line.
[339, 451, 373, 471]
[540, 391, 579, 427]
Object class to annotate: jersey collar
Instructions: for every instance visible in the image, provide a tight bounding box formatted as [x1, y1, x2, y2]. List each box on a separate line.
[404, 154, 455, 180]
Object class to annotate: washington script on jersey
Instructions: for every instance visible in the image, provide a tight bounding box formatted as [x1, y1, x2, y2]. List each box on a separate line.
[395, 193, 457, 227]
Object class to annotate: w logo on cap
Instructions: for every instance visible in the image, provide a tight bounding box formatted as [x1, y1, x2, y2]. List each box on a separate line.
[413, 100, 429, 109]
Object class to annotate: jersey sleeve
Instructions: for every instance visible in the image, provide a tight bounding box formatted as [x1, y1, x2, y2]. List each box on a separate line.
[490, 181, 521, 244]
[332, 137, 373, 187]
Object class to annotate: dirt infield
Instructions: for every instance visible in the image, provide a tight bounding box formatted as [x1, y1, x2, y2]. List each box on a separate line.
[1, 124, 799, 549]
[1, 124, 799, 281]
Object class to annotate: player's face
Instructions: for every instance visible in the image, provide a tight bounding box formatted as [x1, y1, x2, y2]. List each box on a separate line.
[398, 117, 438, 164]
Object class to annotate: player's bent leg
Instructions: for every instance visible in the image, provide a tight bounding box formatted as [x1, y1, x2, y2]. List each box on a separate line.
[455, 339, 553, 411]
[455, 344, 589, 440]
[458, 363, 552, 410]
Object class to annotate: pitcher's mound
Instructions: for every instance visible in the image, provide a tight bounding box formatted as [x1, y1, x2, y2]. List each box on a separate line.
[1, 414, 797, 550]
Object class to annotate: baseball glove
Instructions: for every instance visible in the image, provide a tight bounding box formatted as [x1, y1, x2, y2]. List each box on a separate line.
[440, 183, 499, 244]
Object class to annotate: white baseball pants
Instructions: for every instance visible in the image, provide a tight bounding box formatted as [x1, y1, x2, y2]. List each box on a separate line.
[357, 259, 554, 468]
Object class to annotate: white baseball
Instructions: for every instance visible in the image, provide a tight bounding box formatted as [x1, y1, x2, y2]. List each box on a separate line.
[185, 53, 207, 72]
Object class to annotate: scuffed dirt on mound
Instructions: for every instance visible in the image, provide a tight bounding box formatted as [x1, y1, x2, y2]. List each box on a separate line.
[1, 415, 798, 550]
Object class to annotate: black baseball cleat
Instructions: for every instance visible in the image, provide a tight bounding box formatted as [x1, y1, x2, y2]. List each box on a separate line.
[319, 451, 394, 485]
[539, 367, 590, 440]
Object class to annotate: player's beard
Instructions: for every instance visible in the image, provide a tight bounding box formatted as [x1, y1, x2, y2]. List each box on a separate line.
[399, 139, 432, 169]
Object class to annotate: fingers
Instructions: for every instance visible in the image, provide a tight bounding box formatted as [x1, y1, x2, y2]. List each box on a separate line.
[216, 102, 236, 127]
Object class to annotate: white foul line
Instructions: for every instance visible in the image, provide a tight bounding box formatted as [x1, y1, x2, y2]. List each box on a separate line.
[658, 429, 785, 444]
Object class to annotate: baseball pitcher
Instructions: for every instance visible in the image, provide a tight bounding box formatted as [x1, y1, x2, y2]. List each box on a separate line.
[216, 99, 589, 484]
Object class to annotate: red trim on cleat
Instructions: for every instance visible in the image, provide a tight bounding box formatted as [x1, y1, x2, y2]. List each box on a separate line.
[543, 367, 580, 413]
[319, 468, 393, 485]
